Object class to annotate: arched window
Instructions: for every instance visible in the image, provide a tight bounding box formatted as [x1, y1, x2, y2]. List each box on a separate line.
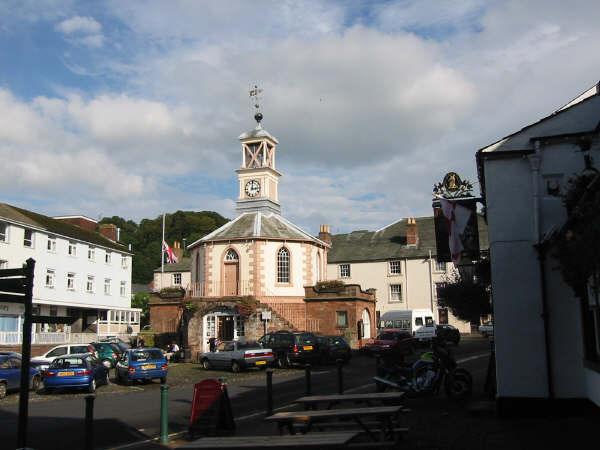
[225, 249, 238, 262]
[277, 247, 290, 283]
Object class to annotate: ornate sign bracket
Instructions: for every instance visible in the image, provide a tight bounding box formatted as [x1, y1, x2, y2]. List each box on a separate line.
[433, 172, 474, 199]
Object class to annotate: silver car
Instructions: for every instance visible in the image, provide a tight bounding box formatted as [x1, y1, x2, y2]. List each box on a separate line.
[200, 341, 274, 373]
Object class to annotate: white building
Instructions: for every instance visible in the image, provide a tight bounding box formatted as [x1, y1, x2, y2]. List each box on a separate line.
[477, 83, 600, 413]
[0, 203, 141, 346]
[327, 216, 487, 333]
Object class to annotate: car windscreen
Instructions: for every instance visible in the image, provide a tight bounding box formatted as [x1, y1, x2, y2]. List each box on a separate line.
[50, 357, 86, 369]
[0, 356, 10, 368]
[130, 350, 163, 361]
[294, 333, 315, 344]
[94, 343, 113, 351]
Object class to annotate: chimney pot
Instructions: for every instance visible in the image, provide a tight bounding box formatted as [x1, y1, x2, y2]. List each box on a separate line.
[318, 224, 332, 245]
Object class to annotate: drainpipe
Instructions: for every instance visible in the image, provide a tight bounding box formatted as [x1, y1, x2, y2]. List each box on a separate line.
[529, 141, 554, 400]
[428, 250, 435, 314]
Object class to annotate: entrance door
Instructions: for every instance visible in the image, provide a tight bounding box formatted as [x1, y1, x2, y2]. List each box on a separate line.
[218, 316, 235, 341]
[223, 249, 239, 296]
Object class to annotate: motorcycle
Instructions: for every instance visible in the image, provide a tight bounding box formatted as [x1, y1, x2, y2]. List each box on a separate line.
[374, 337, 472, 400]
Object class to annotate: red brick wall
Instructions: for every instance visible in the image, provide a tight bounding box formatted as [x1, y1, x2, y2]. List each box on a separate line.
[149, 302, 182, 333]
[54, 217, 97, 232]
[0, 344, 64, 357]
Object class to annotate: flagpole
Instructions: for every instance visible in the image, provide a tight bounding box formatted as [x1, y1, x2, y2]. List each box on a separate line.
[161, 213, 165, 276]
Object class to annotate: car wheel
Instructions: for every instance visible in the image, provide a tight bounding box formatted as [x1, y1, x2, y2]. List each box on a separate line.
[231, 361, 241, 373]
[0, 382, 6, 399]
[201, 359, 211, 370]
[88, 378, 96, 393]
[101, 359, 112, 369]
[31, 375, 42, 392]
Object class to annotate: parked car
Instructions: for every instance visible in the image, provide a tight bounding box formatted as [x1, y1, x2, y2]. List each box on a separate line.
[90, 342, 122, 368]
[478, 321, 494, 337]
[436, 324, 461, 345]
[315, 335, 352, 364]
[115, 348, 168, 385]
[31, 343, 95, 371]
[258, 331, 318, 368]
[200, 341, 274, 372]
[0, 354, 41, 399]
[362, 329, 414, 356]
[41, 354, 109, 394]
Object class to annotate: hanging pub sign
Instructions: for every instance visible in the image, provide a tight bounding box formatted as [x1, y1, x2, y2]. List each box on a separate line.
[432, 172, 481, 264]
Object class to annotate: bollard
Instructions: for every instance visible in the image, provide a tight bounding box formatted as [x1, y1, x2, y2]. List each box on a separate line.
[266, 369, 274, 416]
[84, 395, 95, 450]
[336, 359, 344, 394]
[160, 384, 169, 445]
[304, 363, 312, 396]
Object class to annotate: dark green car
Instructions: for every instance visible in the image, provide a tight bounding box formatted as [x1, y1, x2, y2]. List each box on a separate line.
[90, 342, 122, 368]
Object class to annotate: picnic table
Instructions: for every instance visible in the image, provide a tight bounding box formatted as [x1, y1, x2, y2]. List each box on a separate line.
[265, 405, 404, 443]
[177, 431, 360, 449]
[294, 392, 405, 410]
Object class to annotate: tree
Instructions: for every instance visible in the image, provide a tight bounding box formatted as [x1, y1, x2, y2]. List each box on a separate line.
[131, 292, 150, 326]
[437, 259, 492, 324]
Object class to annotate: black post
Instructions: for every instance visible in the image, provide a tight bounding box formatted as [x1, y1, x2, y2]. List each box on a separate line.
[266, 369, 273, 416]
[304, 363, 312, 396]
[17, 258, 35, 450]
[85, 395, 95, 450]
[263, 319, 267, 337]
[336, 359, 344, 394]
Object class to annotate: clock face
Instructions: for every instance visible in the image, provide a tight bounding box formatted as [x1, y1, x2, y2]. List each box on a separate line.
[245, 179, 261, 197]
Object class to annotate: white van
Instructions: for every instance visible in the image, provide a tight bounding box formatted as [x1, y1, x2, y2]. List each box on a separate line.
[378, 309, 436, 342]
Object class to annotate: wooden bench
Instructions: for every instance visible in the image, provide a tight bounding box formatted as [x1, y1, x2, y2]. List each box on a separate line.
[294, 392, 406, 410]
[265, 406, 404, 444]
[177, 431, 360, 449]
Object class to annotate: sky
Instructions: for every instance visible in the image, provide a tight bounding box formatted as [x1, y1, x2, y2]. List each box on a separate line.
[1, 0, 600, 235]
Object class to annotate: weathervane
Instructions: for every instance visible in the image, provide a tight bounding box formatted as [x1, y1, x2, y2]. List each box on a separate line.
[249, 84, 263, 125]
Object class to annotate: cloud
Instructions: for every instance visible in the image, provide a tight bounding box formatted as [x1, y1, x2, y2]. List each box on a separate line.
[55, 15, 104, 47]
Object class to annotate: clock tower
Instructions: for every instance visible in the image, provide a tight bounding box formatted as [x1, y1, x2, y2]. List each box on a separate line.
[235, 103, 282, 214]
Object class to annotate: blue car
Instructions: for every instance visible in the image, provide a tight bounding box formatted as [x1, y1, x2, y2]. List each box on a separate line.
[115, 348, 168, 385]
[0, 354, 41, 399]
[42, 354, 109, 394]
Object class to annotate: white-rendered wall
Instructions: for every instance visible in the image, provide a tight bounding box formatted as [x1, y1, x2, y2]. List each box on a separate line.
[0, 223, 132, 310]
[153, 271, 192, 291]
[262, 241, 306, 297]
[326, 258, 471, 332]
[485, 147, 592, 400]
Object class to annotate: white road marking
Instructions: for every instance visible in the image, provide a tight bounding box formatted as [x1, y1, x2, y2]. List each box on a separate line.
[457, 353, 489, 364]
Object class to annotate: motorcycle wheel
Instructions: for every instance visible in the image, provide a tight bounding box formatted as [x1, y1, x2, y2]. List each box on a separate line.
[452, 368, 473, 385]
[445, 373, 472, 400]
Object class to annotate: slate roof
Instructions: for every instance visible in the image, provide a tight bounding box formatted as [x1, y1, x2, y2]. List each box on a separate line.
[188, 212, 328, 248]
[479, 83, 600, 154]
[328, 215, 488, 263]
[153, 257, 191, 273]
[0, 202, 129, 253]
[238, 124, 279, 143]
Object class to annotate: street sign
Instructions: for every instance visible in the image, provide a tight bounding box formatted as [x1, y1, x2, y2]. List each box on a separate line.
[261, 310, 271, 321]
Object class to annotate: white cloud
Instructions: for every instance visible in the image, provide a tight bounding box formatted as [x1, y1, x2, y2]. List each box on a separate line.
[55, 15, 104, 47]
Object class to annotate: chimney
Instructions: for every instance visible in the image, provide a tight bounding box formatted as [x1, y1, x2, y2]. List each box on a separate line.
[99, 223, 118, 242]
[172, 240, 183, 261]
[318, 224, 332, 245]
[406, 217, 418, 246]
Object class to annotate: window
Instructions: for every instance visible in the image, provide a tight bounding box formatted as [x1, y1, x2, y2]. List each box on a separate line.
[23, 229, 33, 247]
[105, 251, 112, 264]
[67, 273, 75, 290]
[336, 311, 348, 328]
[49, 306, 57, 317]
[88, 246, 95, 261]
[389, 260, 401, 275]
[339, 264, 350, 278]
[104, 278, 111, 295]
[68, 241, 77, 257]
[390, 284, 403, 302]
[99, 310, 108, 322]
[46, 347, 67, 358]
[415, 317, 424, 326]
[121, 256, 128, 269]
[173, 273, 182, 285]
[435, 261, 447, 272]
[225, 249, 238, 261]
[45, 269, 55, 288]
[0, 260, 7, 269]
[47, 235, 56, 252]
[235, 316, 245, 337]
[131, 312, 140, 324]
[277, 247, 290, 283]
[0, 222, 6, 242]
[86, 276, 94, 293]
[120, 281, 126, 297]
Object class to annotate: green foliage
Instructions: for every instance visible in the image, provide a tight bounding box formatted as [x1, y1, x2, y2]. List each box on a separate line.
[315, 280, 345, 292]
[555, 172, 600, 297]
[99, 211, 229, 283]
[437, 259, 492, 323]
[131, 292, 150, 326]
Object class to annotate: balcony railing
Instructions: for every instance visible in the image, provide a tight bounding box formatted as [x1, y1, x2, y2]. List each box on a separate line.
[0, 331, 137, 345]
[188, 280, 253, 298]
